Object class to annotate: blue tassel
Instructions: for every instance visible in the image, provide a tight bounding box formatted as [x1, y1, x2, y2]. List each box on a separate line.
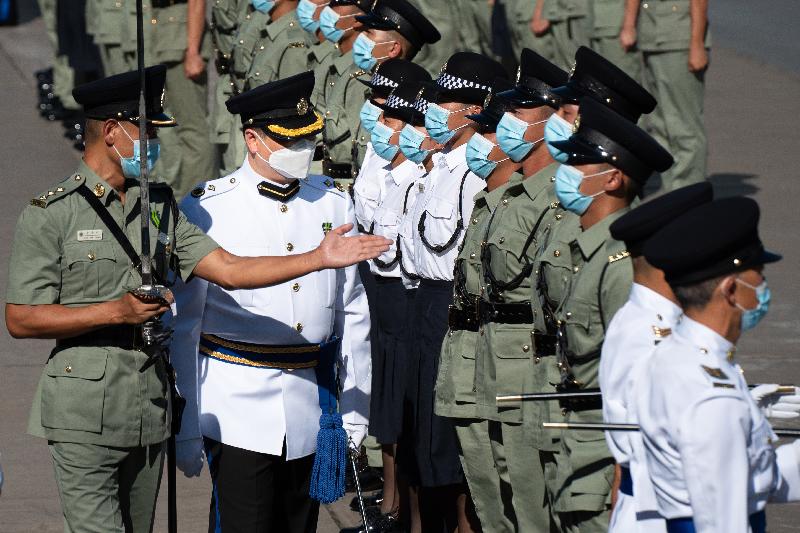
[309, 412, 348, 504]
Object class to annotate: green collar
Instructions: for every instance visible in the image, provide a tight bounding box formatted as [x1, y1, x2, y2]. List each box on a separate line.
[266, 11, 298, 39]
[522, 162, 559, 202]
[486, 182, 509, 211]
[576, 207, 629, 260]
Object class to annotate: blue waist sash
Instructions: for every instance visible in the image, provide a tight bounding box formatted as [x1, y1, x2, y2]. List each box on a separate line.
[619, 466, 633, 496]
[666, 510, 766, 533]
[199, 333, 347, 504]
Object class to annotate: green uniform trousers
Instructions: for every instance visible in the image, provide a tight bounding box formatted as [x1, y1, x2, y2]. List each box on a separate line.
[550, 16, 590, 70]
[49, 441, 164, 533]
[642, 50, 707, 191]
[589, 37, 642, 83]
[455, 419, 514, 533]
[153, 62, 216, 199]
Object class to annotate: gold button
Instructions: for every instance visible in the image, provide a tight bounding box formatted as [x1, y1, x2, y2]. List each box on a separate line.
[498, 237, 505, 244]
[470, 253, 476, 259]
[550, 176, 555, 182]
[329, 81, 335, 86]
[566, 312, 572, 319]
[289, 21, 294, 26]
[168, 16, 175, 21]
[239, 39, 244, 44]
[562, 408, 568, 416]
[502, 199, 509, 205]
[280, 204, 288, 213]
[286, 243, 294, 252]
[246, 13, 250, 19]
[255, 72, 260, 77]
[151, 18, 157, 24]
[260, 45, 265, 50]
[326, 111, 331, 116]
[74, 175, 82, 181]
[87, 252, 96, 261]
[672, 4, 677, 11]
[360, 136, 365, 141]
[554, 250, 561, 257]
[292, 283, 300, 292]
[472, 218, 478, 224]
[643, 2, 648, 8]
[535, 357, 541, 364]
[555, 214, 563, 220]
[522, 345, 530, 352]
[550, 202, 558, 209]
[573, 266, 579, 273]
[65, 365, 72, 373]
[295, 323, 303, 332]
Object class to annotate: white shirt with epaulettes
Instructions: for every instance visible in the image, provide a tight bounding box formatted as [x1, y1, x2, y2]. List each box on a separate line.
[169, 157, 372, 460]
[406, 142, 484, 281]
[636, 317, 800, 533]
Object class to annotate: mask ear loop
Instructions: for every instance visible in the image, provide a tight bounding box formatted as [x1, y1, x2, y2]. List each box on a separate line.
[372, 40, 396, 62]
[112, 120, 136, 161]
[253, 131, 275, 165]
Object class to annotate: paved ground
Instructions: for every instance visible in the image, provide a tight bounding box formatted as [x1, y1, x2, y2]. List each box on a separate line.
[0, 6, 799, 533]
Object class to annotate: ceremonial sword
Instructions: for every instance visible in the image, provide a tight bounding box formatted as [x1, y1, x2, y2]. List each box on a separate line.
[497, 386, 797, 403]
[542, 422, 800, 439]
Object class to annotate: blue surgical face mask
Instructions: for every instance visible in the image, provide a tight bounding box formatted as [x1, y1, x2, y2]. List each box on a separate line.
[735, 278, 770, 331]
[319, 6, 355, 43]
[114, 123, 160, 180]
[544, 112, 574, 163]
[554, 164, 613, 215]
[424, 103, 472, 144]
[360, 100, 382, 134]
[399, 124, 431, 164]
[250, 0, 275, 14]
[297, 0, 325, 33]
[352, 33, 395, 71]
[497, 112, 547, 162]
[466, 133, 509, 180]
[371, 121, 400, 161]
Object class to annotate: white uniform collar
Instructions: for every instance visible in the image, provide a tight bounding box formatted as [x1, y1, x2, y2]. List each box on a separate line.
[240, 155, 297, 191]
[388, 159, 424, 186]
[674, 315, 736, 361]
[439, 142, 468, 172]
[629, 283, 682, 326]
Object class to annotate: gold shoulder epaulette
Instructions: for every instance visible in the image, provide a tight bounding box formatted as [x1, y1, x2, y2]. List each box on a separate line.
[701, 365, 729, 380]
[608, 250, 630, 263]
[30, 174, 82, 208]
[288, 41, 306, 49]
[350, 69, 369, 79]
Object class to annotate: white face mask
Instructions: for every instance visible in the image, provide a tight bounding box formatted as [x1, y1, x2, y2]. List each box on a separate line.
[255, 135, 316, 181]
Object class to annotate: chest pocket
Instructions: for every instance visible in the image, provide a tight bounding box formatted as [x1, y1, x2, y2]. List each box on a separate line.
[231, 22, 264, 76]
[592, 0, 624, 33]
[313, 268, 337, 309]
[212, 0, 241, 34]
[220, 245, 270, 307]
[63, 242, 119, 300]
[485, 228, 536, 299]
[419, 195, 462, 252]
[749, 413, 778, 501]
[561, 295, 601, 365]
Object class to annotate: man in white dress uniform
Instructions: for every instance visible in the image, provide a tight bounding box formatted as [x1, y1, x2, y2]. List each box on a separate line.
[171, 71, 372, 533]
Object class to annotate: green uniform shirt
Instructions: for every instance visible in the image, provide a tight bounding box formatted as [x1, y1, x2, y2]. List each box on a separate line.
[434, 185, 506, 420]
[10, 162, 219, 447]
[554, 208, 633, 511]
[476, 164, 562, 427]
[543, 0, 590, 22]
[211, 0, 247, 61]
[92, 0, 125, 46]
[245, 11, 308, 90]
[318, 52, 370, 171]
[637, 0, 711, 52]
[309, 40, 338, 114]
[230, 7, 271, 93]
[121, 0, 156, 64]
[591, 0, 625, 39]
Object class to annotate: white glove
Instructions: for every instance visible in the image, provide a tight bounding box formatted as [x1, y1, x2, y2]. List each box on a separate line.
[176, 438, 205, 478]
[344, 423, 368, 449]
[751, 385, 800, 419]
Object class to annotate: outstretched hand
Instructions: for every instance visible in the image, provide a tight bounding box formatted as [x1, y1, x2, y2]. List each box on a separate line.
[316, 223, 391, 269]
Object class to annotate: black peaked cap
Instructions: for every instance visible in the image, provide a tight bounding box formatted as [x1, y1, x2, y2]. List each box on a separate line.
[225, 71, 322, 141]
[356, 0, 441, 50]
[377, 80, 426, 124]
[553, 46, 656, 122]
[435, 52, 510, 106]
[552, 97, 673, 184]
[466, 88, 514, 132]
[73, 65, 175, 126]
[500, 48, 568, 109]
[644, 197, 781, 286]
[358, 58, 431, 98]
[610, 182, 713, 255]
[408, 82, 441, 126]
[330, 0, 373, 10]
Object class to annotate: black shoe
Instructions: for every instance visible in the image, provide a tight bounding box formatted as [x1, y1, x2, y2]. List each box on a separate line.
[339, 512, 405, 533]
[349, 490, 383, 512]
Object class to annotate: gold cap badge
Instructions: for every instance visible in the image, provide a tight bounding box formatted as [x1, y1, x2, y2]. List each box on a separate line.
[93, 183, 105, 198]
[296, 98, 309, 115]
[572, 114, 581, 134]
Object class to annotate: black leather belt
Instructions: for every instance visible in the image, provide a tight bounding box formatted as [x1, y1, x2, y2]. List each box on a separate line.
[322, 160, 353, 181]
[152, 0, 187, 7]
[56, 325, 145, 351]
[480, 302, 533, 324]
[448, 305, 479, 332]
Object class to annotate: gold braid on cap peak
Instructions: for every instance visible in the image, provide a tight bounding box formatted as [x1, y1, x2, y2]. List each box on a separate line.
[266, 112, 323, 137]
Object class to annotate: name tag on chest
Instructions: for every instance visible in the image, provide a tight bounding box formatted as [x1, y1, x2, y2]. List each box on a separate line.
[77, 229, 103, 241]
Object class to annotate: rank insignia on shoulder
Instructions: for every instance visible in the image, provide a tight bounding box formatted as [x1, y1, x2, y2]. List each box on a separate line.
[191, 186, 205, 198]
[30, 198, 47, 208]
[608, 250, 630, 263]
[322, 222, 333, 234]
[652, 326, 671, 338]
[701, 365, 729, 380]
[334, 181, 347, 192]
[324, 179, 333, 188]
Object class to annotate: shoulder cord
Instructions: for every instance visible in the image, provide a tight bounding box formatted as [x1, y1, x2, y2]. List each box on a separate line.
[417, 169, 468, 253]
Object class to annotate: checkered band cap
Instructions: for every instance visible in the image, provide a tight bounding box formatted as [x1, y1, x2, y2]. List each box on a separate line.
[371, 72, 398, 90]
[435, 72, 491, 93]
[385, 93, 413, 110]
[413, 95, 432, 115]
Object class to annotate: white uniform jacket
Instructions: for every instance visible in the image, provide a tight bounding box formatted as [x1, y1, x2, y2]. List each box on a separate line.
[368, 159, 426, 280]
[352, 142, 390, 233]
[407, 143, 484, 281]
[637, 317, 800, 533]
[171, 158, 372, 460]
[600, 283, 681, 532]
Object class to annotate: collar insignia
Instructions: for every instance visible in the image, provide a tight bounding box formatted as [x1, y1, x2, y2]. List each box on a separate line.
[652, 326, 672, 338]
[322, 222, 333, 234]
[572, 113, 581, 134]
[701, 365, 729, 380]
[257, 179, 301, 201]
[483, 91, 492, 109]
[93, 183, 105, 198]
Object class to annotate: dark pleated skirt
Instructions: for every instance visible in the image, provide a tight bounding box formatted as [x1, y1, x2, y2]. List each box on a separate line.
[400, 279, 464, 487]
[368, 276, 417, 444]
